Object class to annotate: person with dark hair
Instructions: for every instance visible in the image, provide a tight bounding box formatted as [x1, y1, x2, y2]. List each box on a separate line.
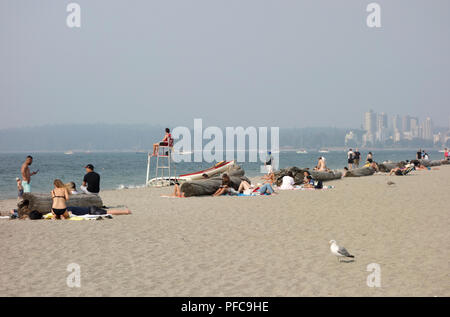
[347, 149, 354, 169]
[213, 173, 238, 196]
[9, 199, 31, 219]
[152, 128, 173, 156]
[80, 164, 100, 194]
[20, 155, 38, 193]
[416, 149, 422, 160]
[354, 148, 361, 168]
[366, 152, 373, 164]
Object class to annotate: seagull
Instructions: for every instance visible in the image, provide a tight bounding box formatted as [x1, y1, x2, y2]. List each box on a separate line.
[329, 240, 355, 262]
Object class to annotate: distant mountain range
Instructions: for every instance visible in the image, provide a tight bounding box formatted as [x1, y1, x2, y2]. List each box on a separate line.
[0, 124, 442, 152]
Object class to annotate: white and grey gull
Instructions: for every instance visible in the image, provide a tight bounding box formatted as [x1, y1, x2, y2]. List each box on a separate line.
[329, 240, 355, 262]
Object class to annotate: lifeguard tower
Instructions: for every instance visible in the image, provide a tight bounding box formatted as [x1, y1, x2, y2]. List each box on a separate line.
[145, 138, 176, 187]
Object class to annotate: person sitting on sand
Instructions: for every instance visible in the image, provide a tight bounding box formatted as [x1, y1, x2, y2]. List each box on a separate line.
[9, 199, 30, 219]
[81, 164, 100, 195]
[213, 174, 238, 196]
[65, 182, 79, 195]
[302, 171, 311, 184]
[303, 175, 316, 188]
[152, 128, 173, 156]
[261, 172, 275, 184]
[256, 183, 275, 195]
[51, 179, 70, 220]
[280, 171, 295, 190]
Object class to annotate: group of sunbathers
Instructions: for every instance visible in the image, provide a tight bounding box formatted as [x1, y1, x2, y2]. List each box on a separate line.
[10, 179, 131, 220]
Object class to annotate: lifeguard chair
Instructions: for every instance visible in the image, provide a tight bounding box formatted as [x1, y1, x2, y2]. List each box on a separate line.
[146, 136, 176, 187]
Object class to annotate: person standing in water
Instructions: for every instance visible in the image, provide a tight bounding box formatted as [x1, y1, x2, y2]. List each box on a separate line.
[20, 155, 39, 193]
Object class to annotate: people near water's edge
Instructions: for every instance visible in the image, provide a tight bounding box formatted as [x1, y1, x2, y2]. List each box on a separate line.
[353, 148, 361, 168]
[264, 151, 273, 174]
[51, 179, 70, 220]
[16, 177, 23, 200]
[80, 164, 100, 195]
[314, 156, 327, 171]
[366, 152, 373, 164]
[152, 128, 173, 156]
[416, 149, 422, 160]
[347, 148, 354, 170]
[21, 155, 39, 193]
[445, 148, 449, 160]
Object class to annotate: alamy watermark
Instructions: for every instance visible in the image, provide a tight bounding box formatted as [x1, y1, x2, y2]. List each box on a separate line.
[171, 119, 279, 173]
[366, 263, 381, 287]
[66, 263, 81, 288]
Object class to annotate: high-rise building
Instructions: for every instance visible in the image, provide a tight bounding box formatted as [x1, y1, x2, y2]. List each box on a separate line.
[410, 117, 419, 138]
[392, 114, 401, 132]
[364, 110, 376, 134]
[375, 112, 388, 142]
[402, 115, 411, 133]
[423, 117, 433, 140]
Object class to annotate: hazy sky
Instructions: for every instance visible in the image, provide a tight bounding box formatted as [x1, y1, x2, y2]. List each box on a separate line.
[1, 0, 449, 130]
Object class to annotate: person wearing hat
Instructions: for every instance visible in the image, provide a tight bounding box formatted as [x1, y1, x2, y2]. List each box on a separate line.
[264, 151, 274, 174]
[80, 164, 100, 195]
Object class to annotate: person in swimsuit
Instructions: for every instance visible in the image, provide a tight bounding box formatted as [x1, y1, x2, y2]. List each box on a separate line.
[152, 128, 172, 156]
[51, 179, 70, 219]
[21, 155, 38, 193]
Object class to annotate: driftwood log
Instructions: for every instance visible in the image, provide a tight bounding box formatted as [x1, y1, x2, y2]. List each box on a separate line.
[419, 159, 443, 167]
[180, 166, 250, 197]
[441, 159, 450, 165]
[22, 193, 103, 213]
[274, 166, 342, 186]
[378, 162, 406, 173]
[343, 166, 375, 177]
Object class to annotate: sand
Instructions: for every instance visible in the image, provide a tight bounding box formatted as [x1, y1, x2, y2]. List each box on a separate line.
[0, 167, 449, 297]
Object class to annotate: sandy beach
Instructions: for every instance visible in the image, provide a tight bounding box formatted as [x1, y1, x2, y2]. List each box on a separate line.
[0, 166, 449, 297]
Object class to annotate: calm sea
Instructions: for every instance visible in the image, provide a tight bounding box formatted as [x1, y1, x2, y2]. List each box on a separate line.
[0, 150, 443, 199]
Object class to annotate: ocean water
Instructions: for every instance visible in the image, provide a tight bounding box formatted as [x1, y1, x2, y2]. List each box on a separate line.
[0, 150, 443, 199]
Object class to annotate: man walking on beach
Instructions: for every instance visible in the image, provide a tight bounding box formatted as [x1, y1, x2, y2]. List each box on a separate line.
[80, 164, 100, 195]
[21, 155, 38, 193]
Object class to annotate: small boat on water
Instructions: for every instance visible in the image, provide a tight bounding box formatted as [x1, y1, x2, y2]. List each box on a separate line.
[178, 160, 235, 181]
[64, 150, 74, 155]
[318, 149, 329, 153]
[296, 149, 308, 154]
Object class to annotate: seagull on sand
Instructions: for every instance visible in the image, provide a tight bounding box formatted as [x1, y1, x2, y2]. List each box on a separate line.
[329, 240, 355, 262]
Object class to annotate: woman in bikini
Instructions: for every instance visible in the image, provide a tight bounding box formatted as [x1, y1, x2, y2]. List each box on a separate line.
[51, 179, 70, 219]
